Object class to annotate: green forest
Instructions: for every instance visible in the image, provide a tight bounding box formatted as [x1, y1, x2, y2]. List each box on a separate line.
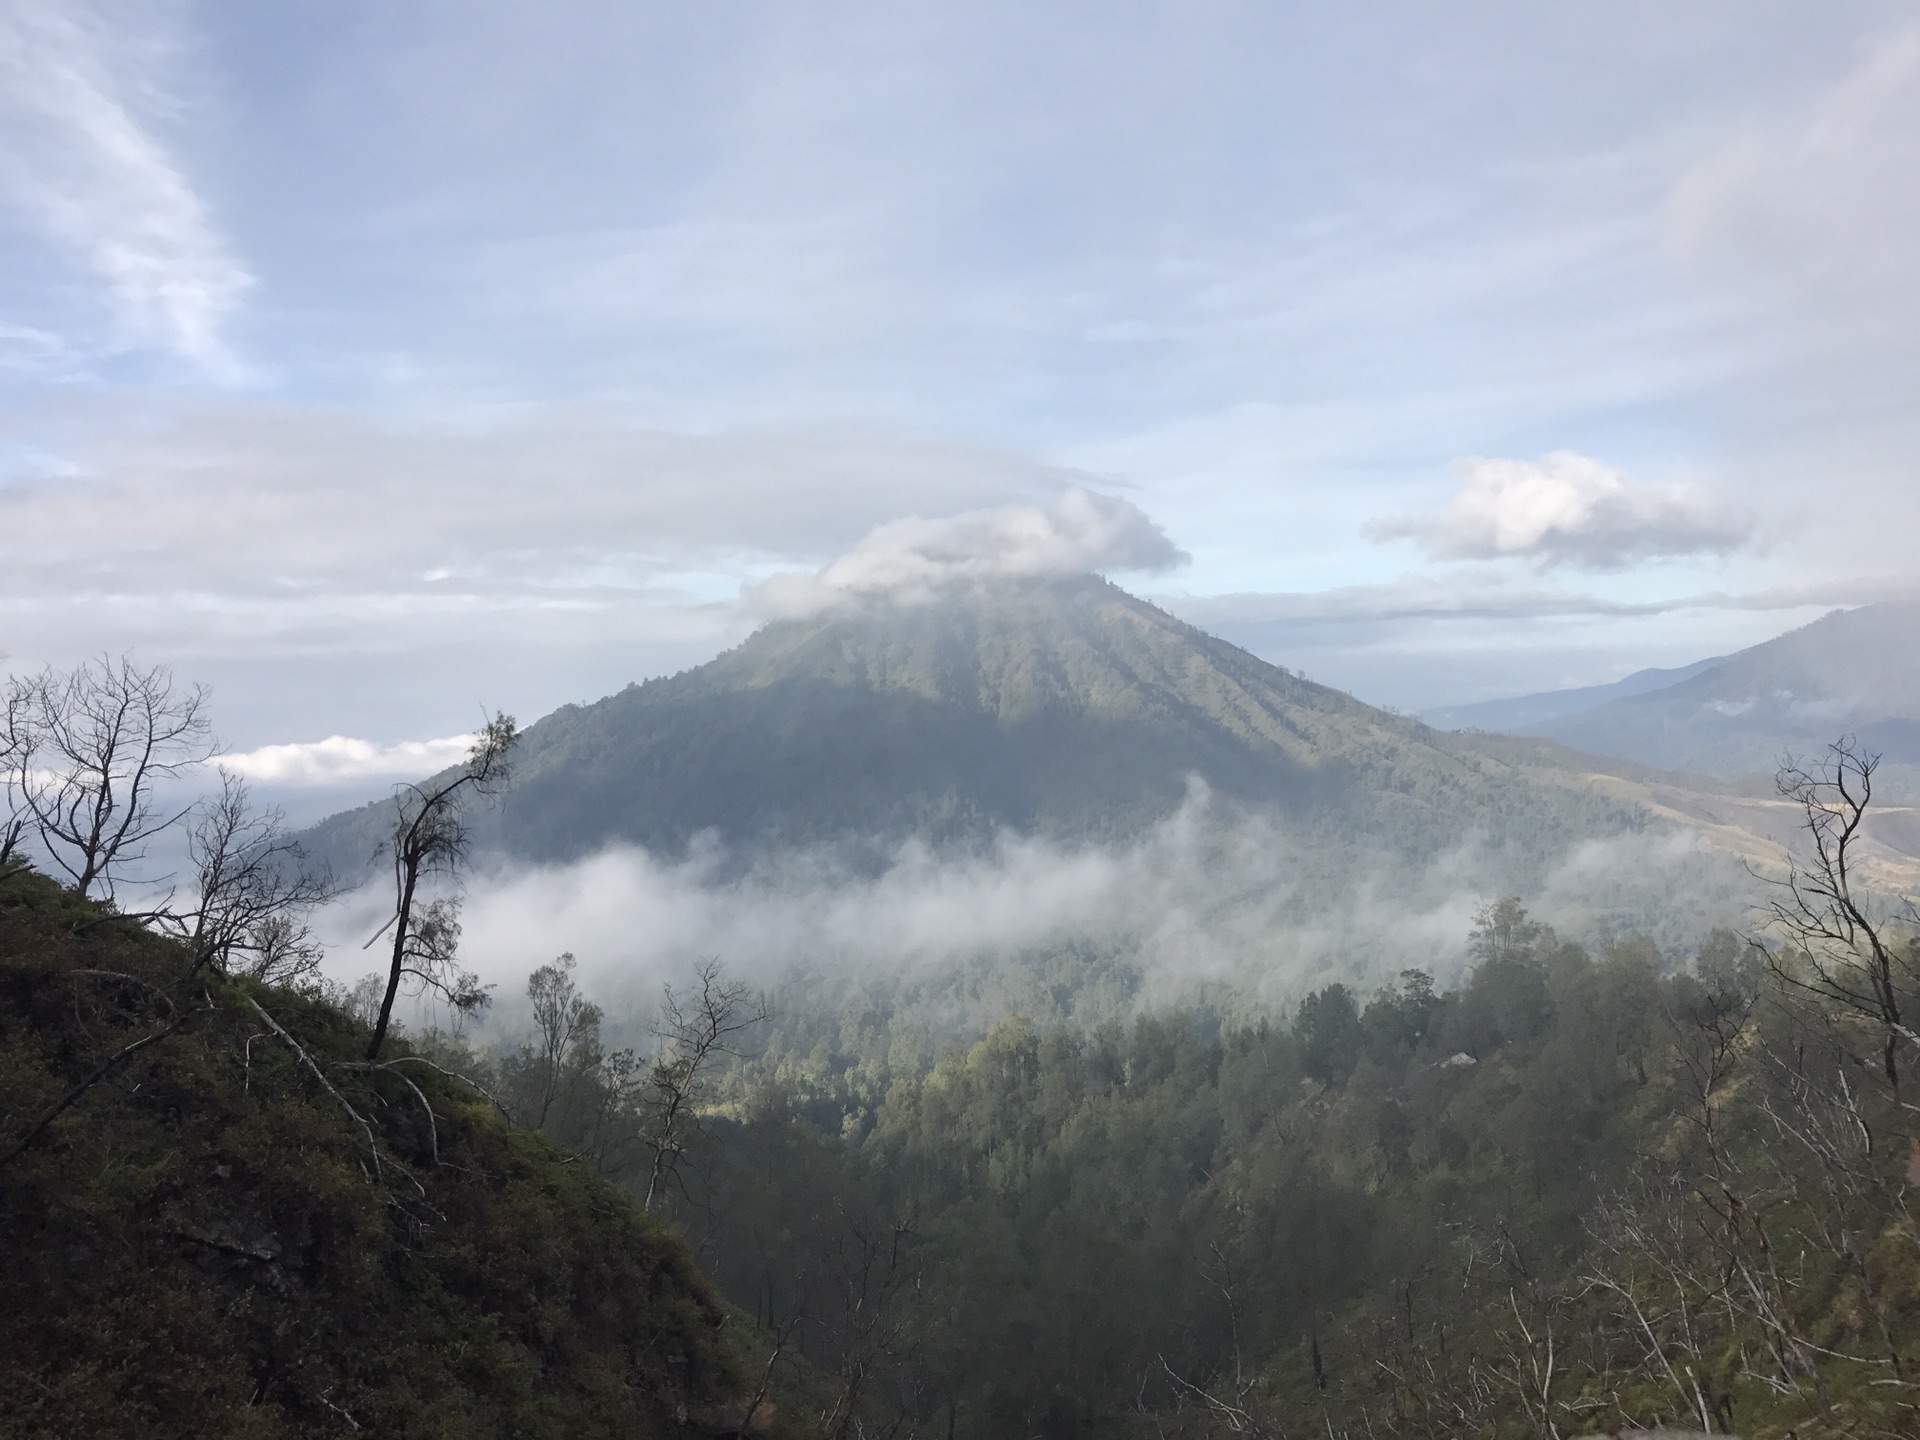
[456, 887, 1920, 1439]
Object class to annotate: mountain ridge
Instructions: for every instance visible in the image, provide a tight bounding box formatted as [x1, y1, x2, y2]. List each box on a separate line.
[1421, 655, 1726, 733]
[301, 574, 1645, 882]
[1434, 601, 1920, 782]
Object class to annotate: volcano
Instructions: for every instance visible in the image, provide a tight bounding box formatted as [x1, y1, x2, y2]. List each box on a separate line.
[302, 574, 1643, 876]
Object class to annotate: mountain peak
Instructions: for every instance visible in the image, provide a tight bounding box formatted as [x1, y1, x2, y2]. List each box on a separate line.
[698, 572, 1322, 728]
[303, 574, 1625, 874]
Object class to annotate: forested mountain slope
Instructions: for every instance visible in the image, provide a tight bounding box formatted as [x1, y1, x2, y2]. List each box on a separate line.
[0, 867, 801, 1439]
[303, 574, 1647, 879]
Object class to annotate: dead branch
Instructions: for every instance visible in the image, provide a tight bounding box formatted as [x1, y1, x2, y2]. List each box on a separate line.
[246, 998, 382, 1181]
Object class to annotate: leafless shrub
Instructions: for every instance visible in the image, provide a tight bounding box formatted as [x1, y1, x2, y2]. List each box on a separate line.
[641, 958, 767, 1211]
[2, 656, 215, 900]
[1759, 738, 1920, 1093]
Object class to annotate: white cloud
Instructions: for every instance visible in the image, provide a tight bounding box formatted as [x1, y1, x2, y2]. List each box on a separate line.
[1368, 451, 1749, 569]
[0, 404, 1085, 656]
[0, 0, 250, 371]
[314, 790, 1752, 1027]
[0, 405, 1160, 740]
[747, 488, 1187, 617]
[222, 733, 475, 787]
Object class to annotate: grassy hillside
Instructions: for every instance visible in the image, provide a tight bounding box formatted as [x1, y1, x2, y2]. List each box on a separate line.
[0, 866, 805, 1439]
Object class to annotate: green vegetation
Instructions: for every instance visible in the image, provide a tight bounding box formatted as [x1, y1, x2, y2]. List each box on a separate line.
[301, 575, 1660, 877]
[14, 640, 1920, 1437]
[0, 866, 804, 1439]
[469, 893, 1920, 1438]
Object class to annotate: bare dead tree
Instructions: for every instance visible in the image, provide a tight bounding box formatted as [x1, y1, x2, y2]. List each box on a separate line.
[641, 958, 767, 1211]
[817, 1203, 918, 1440]
[1760, 738, 1920, 1093]
[739, 1295, 809, 1438]
[1576, 966, 1863, 1420]
[1756, 1044, 1915, 1380]
[0, 679, 28, 878]
[1477, 1220, 1575, 1440]
[1583, 1178, 1712, 1423]
[1156, 1354, 1268, 1436]
[1, 657, 215, 900]
[363, 713, 517, 1059]
[153, 769, 337, 982]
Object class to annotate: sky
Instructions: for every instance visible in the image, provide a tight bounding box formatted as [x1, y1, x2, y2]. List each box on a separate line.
[4, 0, 1920, 796]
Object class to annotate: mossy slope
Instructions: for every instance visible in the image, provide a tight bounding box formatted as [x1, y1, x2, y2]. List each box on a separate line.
[0, 869, 791, 1439]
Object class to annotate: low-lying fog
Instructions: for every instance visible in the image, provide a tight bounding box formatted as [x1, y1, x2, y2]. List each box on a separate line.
[315, 785, 1756, 1041]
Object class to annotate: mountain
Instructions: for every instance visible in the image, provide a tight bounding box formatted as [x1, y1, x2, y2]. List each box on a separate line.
[1421, 655, 1725, 732]
[1435, 602, 1920, 783]
[302, 574, 1645, 880]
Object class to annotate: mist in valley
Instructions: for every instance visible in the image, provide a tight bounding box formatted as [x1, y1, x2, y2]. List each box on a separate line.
[330, 781, 1759, 1057]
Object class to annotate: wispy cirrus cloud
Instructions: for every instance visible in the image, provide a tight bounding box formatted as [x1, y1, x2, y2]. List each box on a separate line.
[1668, 23, 1920, 331]
[0, 0, 250, 373]
[1164, 574, 1915, 632]
[0, 401, 1096, 682]
[1368, 451, 1750, 569]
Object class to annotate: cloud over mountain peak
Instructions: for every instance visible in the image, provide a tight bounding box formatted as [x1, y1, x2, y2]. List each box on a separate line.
[750, 488, 1187, 617]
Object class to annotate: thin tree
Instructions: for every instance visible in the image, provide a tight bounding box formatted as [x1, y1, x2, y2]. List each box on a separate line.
[525, 952, 602, 1127]
[1759, 738, 1919, 1092]
[168, 769, 337, 982]
[641, 958, 766, 1211]
[1, 657, 215, 899]
[364, 713, 517, 1059]
[0, 678, 26, 878]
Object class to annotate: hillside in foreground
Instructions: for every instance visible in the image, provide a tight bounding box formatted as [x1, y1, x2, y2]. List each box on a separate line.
[0, 867, 802, 1440]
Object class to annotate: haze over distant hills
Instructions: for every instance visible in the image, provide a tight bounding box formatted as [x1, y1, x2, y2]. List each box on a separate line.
[1423, 656, 1726, 734]
[1425, 601, 1920, 783]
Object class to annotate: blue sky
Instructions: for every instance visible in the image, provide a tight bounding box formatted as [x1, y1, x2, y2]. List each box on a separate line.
[4, 0, 1919, 776]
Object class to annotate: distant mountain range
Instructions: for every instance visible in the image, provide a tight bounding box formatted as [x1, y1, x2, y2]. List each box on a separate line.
[1424, 601, 1920, 782]
[1423, 656, 1727, 733]
[302, 574, 1648, 883]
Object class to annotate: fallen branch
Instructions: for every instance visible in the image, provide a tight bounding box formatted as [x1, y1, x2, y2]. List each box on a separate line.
[334, 1061, 442, 1167]
[246, 997, 382, 1181]
[374, 1054, 512, 1120]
